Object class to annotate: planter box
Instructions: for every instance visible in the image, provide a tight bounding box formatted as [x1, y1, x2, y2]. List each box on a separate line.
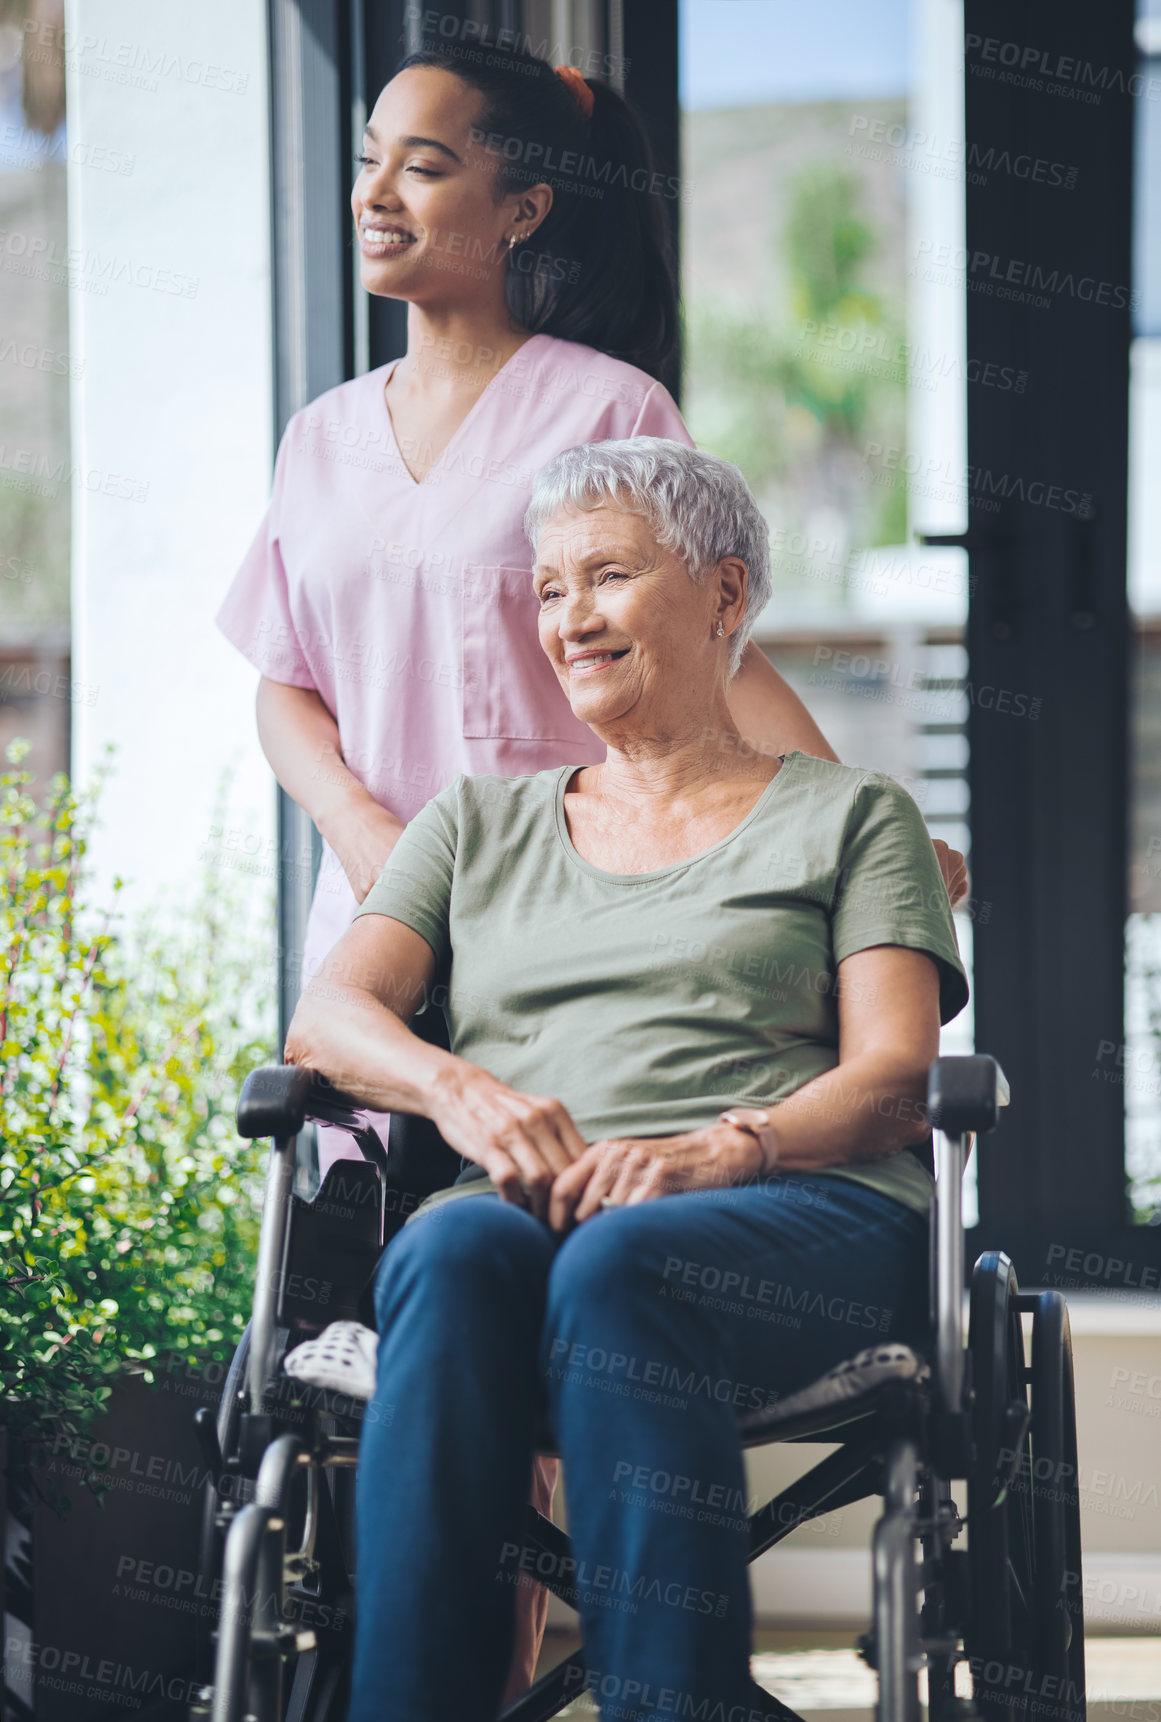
[5, 1365, 225, 1722]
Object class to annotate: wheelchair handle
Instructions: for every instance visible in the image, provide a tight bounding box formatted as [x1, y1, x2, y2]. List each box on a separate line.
[933, 1129, 968, 1416]
[238, 1064, 388, 1418]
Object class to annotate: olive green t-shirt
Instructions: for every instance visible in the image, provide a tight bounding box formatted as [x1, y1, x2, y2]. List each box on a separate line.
[355, 750, 969, 1217]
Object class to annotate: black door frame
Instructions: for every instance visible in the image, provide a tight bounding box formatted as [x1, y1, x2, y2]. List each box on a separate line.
[961, 0, 1144, 1287]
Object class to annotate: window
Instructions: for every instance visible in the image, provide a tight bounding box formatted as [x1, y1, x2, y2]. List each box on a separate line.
[680, 0, 978, 1206]
[1124, 0, 1161, 1224]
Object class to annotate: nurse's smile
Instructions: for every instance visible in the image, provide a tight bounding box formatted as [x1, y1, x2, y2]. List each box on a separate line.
[358, 223, 417, 257]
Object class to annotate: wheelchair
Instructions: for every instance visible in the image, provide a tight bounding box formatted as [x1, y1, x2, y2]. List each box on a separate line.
[186, 1053, 1086, 1722]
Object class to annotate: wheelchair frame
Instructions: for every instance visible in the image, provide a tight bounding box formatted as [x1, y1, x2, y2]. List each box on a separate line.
[187, 1055, 1086, 1722]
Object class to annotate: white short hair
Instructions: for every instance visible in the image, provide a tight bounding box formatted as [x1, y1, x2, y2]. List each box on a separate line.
[524, 437, 771, 677]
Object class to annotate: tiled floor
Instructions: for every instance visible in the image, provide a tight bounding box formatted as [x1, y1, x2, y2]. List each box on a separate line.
[535, 1631, 1161, 1717]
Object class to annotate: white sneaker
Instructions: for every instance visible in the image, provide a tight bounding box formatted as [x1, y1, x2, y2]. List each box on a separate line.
[283, 1320, 378, 1400]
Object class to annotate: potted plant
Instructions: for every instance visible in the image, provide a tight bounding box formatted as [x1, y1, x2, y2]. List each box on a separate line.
[0, 739, 274, 1718]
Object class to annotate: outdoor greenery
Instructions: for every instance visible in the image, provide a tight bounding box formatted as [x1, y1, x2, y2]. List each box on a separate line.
[685, 161, 909, 575]
[0, 740, 273, 1495]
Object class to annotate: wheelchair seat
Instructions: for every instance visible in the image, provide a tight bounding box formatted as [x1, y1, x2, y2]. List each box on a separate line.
[277, 1322, 929, 1465]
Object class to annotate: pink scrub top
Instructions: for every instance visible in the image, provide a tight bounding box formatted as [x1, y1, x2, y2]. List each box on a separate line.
[216, 332, 693, 1164]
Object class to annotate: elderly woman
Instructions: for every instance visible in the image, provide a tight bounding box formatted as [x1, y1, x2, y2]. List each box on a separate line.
[285, 438, 968, 1722]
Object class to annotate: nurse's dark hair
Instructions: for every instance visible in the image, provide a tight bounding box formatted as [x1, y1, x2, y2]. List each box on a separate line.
[391, 44, 679, 380]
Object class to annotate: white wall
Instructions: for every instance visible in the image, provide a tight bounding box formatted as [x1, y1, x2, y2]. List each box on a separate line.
[1129, 338, 1161, 614]
[64, 1, 274, 918]
[905, 0, 967, 553]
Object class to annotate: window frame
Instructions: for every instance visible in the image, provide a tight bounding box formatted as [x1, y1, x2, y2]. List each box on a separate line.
[962, 0, 1144, 1287]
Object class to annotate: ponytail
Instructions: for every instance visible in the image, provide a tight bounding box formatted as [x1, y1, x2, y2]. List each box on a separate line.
[394, 45, 680, 380]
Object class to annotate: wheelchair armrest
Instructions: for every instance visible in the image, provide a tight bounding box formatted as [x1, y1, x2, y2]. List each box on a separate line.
[236, 1064, 371, 1140]
[927, 1054, 1010, 1138]
[236, 1065, 387, 1173]
[237, 1065, 313, 1139]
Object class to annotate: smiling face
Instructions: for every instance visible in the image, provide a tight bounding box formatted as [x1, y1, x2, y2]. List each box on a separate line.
[351, 66, 550, 309]
[533, 505, 746, 738]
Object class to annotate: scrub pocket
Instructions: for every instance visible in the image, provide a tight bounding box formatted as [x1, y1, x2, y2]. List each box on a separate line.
[461, 564, 591, 743]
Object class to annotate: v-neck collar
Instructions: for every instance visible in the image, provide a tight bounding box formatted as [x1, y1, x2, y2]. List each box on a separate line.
[552, 753, 800, 883]
[379, 332, 547, 488]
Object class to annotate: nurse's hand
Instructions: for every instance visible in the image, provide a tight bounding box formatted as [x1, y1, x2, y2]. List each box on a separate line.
[932, 839, 969, 909]
[320, 796, 406, 903]
[547, 1125, 765, 1232]
[426, 1065, 590, 1222]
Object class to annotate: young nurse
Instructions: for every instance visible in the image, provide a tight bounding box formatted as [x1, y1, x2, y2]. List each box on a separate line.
[215, 39, 965, 1701]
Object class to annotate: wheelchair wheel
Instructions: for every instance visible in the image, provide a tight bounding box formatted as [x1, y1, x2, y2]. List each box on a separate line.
[966, 1253, 1037, 1722]
[192, 1340, 360, 1722]
[193, 1327, 252, 1695]
[965, 1256, 1086, 1722]
[1027, 1291, 1086, 1722]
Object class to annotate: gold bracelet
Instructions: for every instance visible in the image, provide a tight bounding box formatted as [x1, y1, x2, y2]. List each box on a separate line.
[718, 1108, 779, 1174]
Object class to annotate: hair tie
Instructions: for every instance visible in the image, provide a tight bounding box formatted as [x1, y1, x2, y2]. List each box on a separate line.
[554, 63, 595, 119]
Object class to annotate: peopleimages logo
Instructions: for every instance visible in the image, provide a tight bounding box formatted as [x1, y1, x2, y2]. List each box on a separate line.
[912, 240, 1135, 311]
[1045, 1242, 1161, 1291]
[0, 229, 199, 298]
[964, 32, 1161, 103]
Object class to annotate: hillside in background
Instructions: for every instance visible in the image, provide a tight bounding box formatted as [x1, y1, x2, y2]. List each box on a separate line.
[0, 158, 70, 630]
[681, 96, 910, 574]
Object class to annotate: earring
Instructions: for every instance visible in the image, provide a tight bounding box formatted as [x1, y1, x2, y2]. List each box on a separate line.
[508, 232, 519, 251]
[716, 620, 724, 637]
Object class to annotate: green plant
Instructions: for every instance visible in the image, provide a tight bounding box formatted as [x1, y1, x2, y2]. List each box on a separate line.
[0, 740, 274, 1498]
[685, 160, 908, 571]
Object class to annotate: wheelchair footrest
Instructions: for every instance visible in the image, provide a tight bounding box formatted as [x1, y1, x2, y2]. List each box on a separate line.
[283, 1321, 377, 1400]
[738, 1345, 928, 1444]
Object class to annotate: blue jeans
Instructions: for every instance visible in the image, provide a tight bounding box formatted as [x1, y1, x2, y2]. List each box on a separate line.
[347, 1174, 930, 1722]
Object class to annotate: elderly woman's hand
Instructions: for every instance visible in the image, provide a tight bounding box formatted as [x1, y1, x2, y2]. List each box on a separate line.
[427, 1064, 591, 1222]
[547, 1123, 765, 1232]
